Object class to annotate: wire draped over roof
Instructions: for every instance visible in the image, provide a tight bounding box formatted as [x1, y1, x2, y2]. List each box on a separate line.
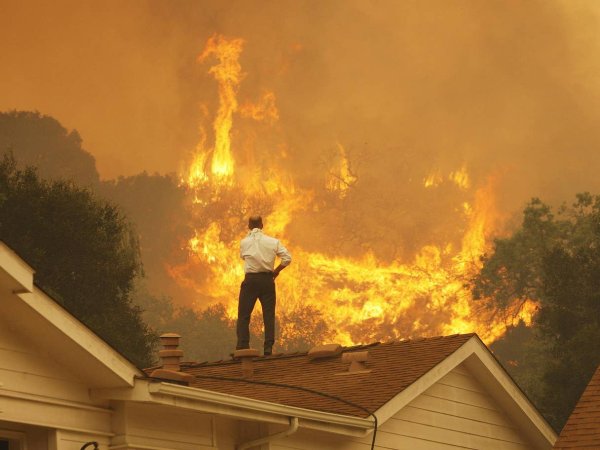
[146, 334, 474, 418]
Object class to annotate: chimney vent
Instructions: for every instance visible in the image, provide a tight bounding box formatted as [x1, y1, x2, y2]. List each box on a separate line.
[158, 333, 183, 371]
[150, 333, 194, 384]
[233, 348, 260, 378]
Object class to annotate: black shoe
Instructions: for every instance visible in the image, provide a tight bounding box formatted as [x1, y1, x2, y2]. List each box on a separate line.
[264, 348, 272, 356]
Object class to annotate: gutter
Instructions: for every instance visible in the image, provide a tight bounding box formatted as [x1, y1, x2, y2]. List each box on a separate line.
[237, 416, 299, 450]
[147, 381, 374, 435]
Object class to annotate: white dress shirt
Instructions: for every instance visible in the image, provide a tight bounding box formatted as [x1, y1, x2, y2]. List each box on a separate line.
[240, 228, 292, 273]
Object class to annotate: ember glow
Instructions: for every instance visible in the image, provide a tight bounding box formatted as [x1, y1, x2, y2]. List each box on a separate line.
[170, 34, 536, 346]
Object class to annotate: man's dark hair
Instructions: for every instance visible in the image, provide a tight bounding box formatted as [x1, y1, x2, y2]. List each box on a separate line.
[248, 215, 263, 229]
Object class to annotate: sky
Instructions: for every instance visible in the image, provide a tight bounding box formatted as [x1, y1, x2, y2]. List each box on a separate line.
[2, 0, 600, 212]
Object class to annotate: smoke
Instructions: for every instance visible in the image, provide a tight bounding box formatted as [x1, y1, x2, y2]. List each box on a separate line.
[3, 0, 600, 315]
[1, 1, 599, 192]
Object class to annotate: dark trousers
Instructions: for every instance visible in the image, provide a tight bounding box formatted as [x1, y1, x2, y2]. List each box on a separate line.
[236, 272, 276, 351]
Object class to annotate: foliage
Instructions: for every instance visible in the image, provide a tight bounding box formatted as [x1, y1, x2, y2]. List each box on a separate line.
[135, 289, 238, 363]
[98, 173, 191, 301]
[474, 194, 600, 431]
[0, 110, 99, 186]
[0, 153, 156, 367]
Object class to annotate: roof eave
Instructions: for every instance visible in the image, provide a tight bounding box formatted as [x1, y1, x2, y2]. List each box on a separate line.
[0, 241, 34, 293]
[93, 378, 375, 437]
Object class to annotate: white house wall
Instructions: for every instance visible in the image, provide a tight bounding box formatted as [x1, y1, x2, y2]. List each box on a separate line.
[214, 416, 242, 450]
[380, 363, 534, 449]
[110, 401, 218, 450]
[0, 302, 113, 448]
[271, 364, 536, 450]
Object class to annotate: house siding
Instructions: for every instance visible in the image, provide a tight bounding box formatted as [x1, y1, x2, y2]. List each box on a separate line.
[272, 364, 535, 450]
[0, 422, 48, 450]
[0, 315, 112, 448]
[110, 402, 218, 450]
[214, 416, 240, 450]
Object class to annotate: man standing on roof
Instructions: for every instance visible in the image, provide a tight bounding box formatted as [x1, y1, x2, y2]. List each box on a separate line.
[236, 215, 292, 356]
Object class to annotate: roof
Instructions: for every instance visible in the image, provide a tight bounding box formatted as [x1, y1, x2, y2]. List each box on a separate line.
[148, 334, 474, 418]
[554, 365, 600, 449]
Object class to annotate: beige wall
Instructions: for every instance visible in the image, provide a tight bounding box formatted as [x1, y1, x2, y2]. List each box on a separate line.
[111, 402, 221, 450]
[0, 307, 112, 449]
[271, 363, 536, 450]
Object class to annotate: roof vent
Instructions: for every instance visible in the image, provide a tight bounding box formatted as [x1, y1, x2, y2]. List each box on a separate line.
[233, 348, 260, 378]
[308, 343, 342, 360]
[338, 351, 371, 375]
[150, 333, 194, 384]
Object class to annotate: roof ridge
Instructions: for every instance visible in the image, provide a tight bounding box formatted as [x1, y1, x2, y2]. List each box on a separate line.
[147, 334, 478, 371]
[183, 342, 385, 368]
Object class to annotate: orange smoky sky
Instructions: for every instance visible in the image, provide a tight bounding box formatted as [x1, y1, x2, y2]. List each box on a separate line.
[2, 0, 600, 212]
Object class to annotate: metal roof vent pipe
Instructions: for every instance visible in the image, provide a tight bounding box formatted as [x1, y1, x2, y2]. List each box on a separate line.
[233, 348, 260, 378]
[150, 333, 194, 385]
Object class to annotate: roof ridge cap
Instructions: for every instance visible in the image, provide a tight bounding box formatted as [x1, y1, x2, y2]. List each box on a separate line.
[158, 334, 479, 371]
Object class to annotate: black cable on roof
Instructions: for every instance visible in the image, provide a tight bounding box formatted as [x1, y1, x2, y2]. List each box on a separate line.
[191, 374, 378, 450]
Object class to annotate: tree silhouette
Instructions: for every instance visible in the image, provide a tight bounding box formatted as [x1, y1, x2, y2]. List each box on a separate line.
[0, 110, 99, 186]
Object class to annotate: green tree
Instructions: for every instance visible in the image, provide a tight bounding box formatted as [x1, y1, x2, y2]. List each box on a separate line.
[0, 153, 156, 367]
[473, 194, 600, 430]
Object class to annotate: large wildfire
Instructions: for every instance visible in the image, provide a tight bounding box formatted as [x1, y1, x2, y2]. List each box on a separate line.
[169, 34, 536, 347]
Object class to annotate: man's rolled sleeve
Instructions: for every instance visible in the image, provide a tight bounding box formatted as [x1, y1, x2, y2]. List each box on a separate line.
[276, 242, 292, 266]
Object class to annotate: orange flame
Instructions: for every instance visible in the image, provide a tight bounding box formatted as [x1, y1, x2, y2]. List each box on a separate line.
[172, 34, 535, 347]
[240, 90, 279, 125]
[449, 166, 471, 190]
[185, 34, 244, 186]
[326, 143, 357, 198]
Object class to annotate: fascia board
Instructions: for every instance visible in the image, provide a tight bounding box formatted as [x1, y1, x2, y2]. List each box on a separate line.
[93, 379, 374, 437]
[373, 336, 556, 449]
[16, 289, 143, 386]
[149, 381, 374, 432]
[463, 337, 557, 449]
[0, 242, 34, 293]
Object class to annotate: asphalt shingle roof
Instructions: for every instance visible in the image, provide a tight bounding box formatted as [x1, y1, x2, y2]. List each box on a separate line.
[149, 333, 475, 418]
[554, 365, 600, 449]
